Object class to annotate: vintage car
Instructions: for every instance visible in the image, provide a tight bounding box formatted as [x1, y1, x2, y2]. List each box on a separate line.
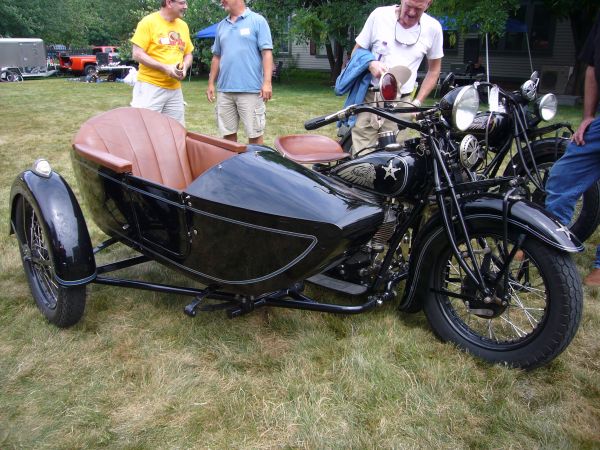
[9, 107, 384, 327]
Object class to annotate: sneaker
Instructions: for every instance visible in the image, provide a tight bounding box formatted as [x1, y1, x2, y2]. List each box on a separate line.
[584, 268, 600, 287]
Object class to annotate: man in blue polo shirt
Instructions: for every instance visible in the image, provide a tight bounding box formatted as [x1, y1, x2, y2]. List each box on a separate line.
[206, 0, 273, 144]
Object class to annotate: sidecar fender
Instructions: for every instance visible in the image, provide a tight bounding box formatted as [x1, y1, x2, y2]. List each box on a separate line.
[398, 193, 583, 313]
[9, 169, 96, 285]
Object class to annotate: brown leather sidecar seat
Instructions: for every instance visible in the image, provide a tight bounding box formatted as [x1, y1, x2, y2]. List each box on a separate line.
[72, 107, 246, 190]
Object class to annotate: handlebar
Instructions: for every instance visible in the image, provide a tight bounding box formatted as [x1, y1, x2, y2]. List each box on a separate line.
[304, 112, 342, 130]
[304, 104, 430, 131]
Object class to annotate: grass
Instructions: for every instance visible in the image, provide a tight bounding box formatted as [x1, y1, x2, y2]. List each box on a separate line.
[0, 74, 599, 448]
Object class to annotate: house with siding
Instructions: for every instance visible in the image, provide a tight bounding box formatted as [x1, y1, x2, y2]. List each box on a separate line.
[276, 1, 576, 94]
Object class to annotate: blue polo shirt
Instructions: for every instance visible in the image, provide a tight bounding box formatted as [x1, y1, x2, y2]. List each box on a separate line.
[212, 8, 273, 93]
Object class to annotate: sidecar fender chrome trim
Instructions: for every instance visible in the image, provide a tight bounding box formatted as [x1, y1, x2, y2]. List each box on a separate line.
[55, 272, 97, 287]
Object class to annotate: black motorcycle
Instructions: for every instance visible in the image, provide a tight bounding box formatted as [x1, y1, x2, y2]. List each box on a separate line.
[278, 80, 583, 369]
[338, 72, 600, 242]
[10, 80, 582, 370]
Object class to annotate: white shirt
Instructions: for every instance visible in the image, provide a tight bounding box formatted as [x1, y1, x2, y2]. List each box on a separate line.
[355, 5, 444, 94]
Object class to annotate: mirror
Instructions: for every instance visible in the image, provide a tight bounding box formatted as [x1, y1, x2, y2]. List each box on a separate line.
[440, 72, 455, 97]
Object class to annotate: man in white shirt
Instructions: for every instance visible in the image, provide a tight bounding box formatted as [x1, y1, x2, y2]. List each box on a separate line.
[352, 0, 443, 153]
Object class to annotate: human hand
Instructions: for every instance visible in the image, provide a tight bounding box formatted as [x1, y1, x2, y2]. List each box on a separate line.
[260, 82, 272, 101]
[572, 117, 595, 146]
[368, 60, 388, 79]
[206, 84, 216, 103]
[167, 64, 184, 80]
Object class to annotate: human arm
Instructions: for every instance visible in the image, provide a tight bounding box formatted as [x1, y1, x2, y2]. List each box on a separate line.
[413, 57, 442, 105]
[260, 49, 273, 101]
[352, 43, 388, 78]
[572, 65, 599, 146]
[206, 55, 221, 103]
[131, 44, 182, 80]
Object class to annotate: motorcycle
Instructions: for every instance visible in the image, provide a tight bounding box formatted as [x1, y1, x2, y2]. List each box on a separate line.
[338, 71, 600, 242]
[9, 78, 583, 370]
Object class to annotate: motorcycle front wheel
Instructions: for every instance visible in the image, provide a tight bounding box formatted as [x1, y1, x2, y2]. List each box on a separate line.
[423, 233, 582, 370]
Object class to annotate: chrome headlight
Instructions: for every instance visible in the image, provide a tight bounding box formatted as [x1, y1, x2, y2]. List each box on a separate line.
[520, 79, 537, 101]
[440, 85, 480, 131]
[536, 93, 558, 121]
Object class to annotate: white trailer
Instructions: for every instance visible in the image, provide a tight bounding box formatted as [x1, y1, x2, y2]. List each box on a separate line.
[0, 38, 57, 81]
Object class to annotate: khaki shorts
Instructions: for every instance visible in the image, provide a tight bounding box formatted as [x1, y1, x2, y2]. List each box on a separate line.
[131, 81, 185, 125]
[216, 92, 266, 139]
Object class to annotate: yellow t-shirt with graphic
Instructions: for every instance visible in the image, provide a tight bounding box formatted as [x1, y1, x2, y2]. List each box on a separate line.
[131, 12, 194, 89]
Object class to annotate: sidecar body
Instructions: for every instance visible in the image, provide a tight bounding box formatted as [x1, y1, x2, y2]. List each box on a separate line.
[10, 107, 384, 300]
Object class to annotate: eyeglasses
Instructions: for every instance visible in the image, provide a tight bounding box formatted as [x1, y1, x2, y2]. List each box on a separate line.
[395, 21, 421, 46]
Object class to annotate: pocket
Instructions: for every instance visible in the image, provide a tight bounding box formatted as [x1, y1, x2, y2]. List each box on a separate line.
[253, 103, 266, 133]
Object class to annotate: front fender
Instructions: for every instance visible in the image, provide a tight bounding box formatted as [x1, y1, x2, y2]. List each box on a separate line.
[399, 193, 582, 312]
[10, 169, 96, 285]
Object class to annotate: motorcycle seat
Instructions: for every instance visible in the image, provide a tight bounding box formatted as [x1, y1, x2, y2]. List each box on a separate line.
[72, 107, 246, 190]
[274, 134, 348, 164]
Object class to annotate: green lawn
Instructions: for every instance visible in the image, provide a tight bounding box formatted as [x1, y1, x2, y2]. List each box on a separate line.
[0, 75, 599, 448]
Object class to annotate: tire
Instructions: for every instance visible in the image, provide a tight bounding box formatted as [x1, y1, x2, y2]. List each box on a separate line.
[505, 145, 600, 243]
[84, 64, 98, 76]
[423, 232, 582, 370]
[14, 196, 86, 327]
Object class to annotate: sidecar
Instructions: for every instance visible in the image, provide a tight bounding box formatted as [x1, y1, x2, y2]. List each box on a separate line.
[9, 107, 385, 326]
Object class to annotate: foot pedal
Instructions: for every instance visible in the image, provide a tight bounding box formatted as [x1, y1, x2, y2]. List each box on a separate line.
[307, 274, 367, 295]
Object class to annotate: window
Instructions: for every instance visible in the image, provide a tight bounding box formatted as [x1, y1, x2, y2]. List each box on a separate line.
[488, 1, 556, 55]
[443, 31, 458, 54]
[277, 16, 292, 55]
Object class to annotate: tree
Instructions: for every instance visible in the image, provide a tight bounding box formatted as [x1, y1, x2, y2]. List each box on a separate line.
[543, 0, 599, 94]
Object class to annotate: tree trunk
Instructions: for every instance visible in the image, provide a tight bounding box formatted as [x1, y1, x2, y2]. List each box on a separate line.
[565, 8, 598, 95]
[325, 39, 345, 84]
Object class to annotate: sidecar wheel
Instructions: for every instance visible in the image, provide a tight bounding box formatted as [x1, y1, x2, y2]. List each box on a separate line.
[15, 196, 86, 328]
[423, 233, 582, 370]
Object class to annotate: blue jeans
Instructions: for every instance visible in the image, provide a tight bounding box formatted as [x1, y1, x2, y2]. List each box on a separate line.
[545, 116, 600, 268]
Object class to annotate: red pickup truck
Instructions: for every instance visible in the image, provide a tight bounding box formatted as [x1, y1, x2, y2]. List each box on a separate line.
[59, 46, 119, 75]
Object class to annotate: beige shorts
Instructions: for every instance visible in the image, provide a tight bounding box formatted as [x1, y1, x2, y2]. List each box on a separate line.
[216, 92, 266, 139]
[131, 81, 185, 125]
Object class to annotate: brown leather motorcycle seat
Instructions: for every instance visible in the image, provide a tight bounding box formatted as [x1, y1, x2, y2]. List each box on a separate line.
[274, 134, 348, 164]
[72, 107, 246, 190]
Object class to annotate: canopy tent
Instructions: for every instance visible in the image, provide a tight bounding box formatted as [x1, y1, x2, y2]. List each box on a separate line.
[195, 23, 218, 39]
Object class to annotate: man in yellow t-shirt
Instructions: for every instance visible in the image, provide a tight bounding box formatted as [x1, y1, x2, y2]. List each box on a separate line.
[130, 0, 194, 125]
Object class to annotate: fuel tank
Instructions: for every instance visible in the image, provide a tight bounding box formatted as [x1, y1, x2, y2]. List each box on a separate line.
[461, 111, 513, 149]
[330, 148, 428, 198]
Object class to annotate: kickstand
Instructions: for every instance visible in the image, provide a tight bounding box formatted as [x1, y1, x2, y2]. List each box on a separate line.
[184, 288, 213, 317]
[184, 289, 239, 317]
[184, 296, 204, 317]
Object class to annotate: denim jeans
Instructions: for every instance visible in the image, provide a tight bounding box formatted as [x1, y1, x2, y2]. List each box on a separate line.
[545, 116, 600, 268]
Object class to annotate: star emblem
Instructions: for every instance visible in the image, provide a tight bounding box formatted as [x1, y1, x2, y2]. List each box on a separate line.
[383, 159, 401, 181]
[555, 223, 572, 241]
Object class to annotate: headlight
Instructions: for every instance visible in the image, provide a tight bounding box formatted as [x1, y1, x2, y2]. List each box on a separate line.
[520, 79, 537, 101]
[440, 85, 480, 131]
[536, 93, 557, 121]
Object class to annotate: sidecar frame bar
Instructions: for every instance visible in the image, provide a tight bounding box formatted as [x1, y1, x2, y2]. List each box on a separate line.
[90, 238, 382, 318]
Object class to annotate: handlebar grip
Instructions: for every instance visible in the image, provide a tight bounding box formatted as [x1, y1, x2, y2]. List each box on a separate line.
[304, 113, 339, 130]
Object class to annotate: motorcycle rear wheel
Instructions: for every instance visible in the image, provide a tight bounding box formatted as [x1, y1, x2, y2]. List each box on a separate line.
[423, 233, 582, 370]
[505, 148, 600, 243]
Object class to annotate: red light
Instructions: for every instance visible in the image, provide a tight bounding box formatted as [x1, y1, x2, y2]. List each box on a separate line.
[380, 73, 398, 101]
